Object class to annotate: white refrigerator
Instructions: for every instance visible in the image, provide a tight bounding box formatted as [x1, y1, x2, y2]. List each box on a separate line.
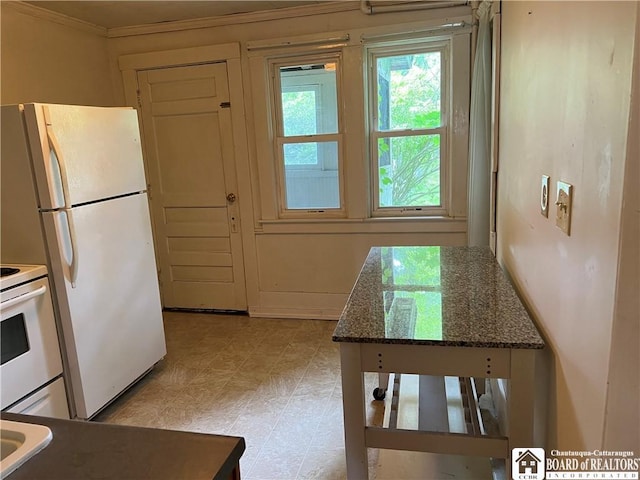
[0, 103, 167, 419]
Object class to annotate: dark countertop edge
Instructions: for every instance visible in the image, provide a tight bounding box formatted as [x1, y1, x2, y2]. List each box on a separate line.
[1, 413, 246, 480]
[331, 335, 545, 349]
[1, 412, 247, 443]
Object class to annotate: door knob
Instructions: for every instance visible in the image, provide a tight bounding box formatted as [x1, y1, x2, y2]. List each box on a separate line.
[226, 193, 237, 203]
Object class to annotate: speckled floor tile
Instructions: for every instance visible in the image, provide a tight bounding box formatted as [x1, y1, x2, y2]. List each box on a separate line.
[96, 311, 494, 480]
[297, 448, 347, 480]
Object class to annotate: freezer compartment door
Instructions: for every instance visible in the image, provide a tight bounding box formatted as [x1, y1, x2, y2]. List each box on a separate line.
[24, 103, 148, 209]
[42, 193, 166, 419]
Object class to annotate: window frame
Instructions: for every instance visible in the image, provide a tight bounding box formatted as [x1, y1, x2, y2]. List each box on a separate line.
[270, 52, 346, 217]
[367, 40, 451, 217]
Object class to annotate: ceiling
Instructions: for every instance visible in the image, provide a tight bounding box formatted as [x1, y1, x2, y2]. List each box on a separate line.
[23, 1, 326, 29]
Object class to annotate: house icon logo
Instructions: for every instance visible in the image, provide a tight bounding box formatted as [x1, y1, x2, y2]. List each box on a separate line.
[512, 448, 545, 480]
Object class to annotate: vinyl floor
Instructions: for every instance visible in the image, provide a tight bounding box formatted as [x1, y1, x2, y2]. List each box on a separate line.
[95, 311, 494, 479]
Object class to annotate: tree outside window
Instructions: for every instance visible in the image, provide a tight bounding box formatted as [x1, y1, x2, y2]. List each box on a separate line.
[372, 45, 447, 214]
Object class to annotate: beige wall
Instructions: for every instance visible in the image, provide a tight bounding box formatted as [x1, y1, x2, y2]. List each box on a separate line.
[0, 4, 115, 106]
[497, 1, 637, 450]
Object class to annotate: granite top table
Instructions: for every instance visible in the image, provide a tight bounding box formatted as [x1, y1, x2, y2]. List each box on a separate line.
[333, 246, 544, 349]
[332, 246, 545, 479]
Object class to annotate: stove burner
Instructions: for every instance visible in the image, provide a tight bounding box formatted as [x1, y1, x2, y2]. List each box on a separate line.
[0, 267, 20, 277]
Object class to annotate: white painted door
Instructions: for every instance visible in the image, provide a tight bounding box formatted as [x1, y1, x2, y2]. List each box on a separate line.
[137, 63, 247, 310]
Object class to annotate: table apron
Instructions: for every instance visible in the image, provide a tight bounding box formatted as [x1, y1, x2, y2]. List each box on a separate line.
[359, 343, 512, 378]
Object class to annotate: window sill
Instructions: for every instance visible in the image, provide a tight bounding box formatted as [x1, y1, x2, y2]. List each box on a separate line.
[257, 216, 467, 234]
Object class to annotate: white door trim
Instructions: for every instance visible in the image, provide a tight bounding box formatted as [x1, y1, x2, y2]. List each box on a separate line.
[118, 43, 258, 310]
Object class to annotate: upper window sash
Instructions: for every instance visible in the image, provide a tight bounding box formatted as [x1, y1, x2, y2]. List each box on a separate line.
[371, 44, 448, 129]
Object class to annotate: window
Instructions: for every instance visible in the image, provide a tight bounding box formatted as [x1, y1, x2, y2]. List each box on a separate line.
[272, 56, 343, 214]
[255, 28, 469, 222]
[369, 42, 449, 216]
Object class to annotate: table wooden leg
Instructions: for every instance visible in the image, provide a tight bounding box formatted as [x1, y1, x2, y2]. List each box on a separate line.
[508, 349, 537, 479]
[340, 343, 368, 480]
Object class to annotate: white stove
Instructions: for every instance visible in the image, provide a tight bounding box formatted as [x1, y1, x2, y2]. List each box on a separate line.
[1, 263, 69, 418]
[0, 264, 48, 291]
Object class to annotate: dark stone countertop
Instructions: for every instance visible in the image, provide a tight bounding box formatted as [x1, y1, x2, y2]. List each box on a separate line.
[2, 413, 245, 480]
[332, 246, 544, 349]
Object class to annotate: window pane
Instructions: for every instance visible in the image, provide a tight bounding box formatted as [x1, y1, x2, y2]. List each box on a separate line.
[280, 64, 338, 136]
[284, 141, 340, 209]
[283, 142, 318, 166]
[377, 52, 441, 131]
[378, 135, 440, 207]
[282, 90, 317, 136]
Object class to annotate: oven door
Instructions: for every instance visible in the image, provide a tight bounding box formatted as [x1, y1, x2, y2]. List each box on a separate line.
[1, 277, 63, 409]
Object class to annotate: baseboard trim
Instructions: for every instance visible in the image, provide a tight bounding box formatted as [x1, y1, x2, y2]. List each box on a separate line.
[248, 307, 341, 320]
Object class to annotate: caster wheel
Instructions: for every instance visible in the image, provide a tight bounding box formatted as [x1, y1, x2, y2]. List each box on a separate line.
[373, 387, 386, 401]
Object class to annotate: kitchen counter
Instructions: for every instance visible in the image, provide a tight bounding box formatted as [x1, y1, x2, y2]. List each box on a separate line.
[2, 413, 245, 480]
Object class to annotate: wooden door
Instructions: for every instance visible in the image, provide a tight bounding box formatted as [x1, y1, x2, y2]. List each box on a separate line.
[137, 63, 246, 310]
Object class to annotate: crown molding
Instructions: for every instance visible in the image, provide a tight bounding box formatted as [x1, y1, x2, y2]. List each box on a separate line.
[107, 1, 361, 38]
[3, 1, 107, 36]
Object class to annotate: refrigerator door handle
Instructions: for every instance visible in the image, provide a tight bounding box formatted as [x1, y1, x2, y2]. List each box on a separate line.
[65, 208, 80, 288]
[43, 106, 73, 209]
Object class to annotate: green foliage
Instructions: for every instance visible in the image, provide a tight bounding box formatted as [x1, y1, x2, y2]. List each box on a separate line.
[377, 51, 443, 208]
[381, 246, 441, 286]
[379, 135, 440, 207]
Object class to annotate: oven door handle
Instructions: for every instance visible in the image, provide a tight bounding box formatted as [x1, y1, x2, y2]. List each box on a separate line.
[1, 285, 47, 310]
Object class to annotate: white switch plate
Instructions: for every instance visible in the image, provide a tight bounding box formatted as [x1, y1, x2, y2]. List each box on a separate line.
[540, 175, 550, 217]
[555, 181, 573, 235]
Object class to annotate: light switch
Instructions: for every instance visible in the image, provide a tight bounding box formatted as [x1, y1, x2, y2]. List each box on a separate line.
[540, 175, 550, 217]
[555, 181, 573, 235]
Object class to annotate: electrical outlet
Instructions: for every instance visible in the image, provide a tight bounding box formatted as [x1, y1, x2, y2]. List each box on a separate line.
[540, 175, 550, 217]
[555, 181, 573, 235]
